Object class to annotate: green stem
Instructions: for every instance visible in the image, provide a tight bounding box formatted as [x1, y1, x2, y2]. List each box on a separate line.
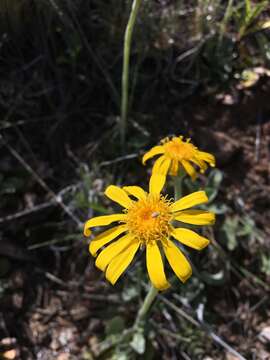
[120, 0, 142, 148]
[218, 0, 234, 45]
[173, 174, 184, 200]
[134, 284, 158, 328]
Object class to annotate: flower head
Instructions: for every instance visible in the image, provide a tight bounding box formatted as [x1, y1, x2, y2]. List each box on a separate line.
[84, 175, 215, 291]
[142, 135, 215, 180]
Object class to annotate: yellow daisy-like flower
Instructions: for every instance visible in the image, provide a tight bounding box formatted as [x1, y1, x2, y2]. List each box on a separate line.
[84, 175, 215, 291]
[142, 135, 216, 180]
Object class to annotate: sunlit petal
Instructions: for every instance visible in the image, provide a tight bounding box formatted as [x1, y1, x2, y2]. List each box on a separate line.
[149, 174, 166, 195]
[123, 186, 146, 200]
[105, 185, 133, 208]
[171, 191, 208, 212]
[163, 240, 192, 283]
[190, 157, 207, 172]
[170, 160, 179, 176]
[181, 160, 197, 181]
[197, 151, 216, 167]
[174, 210, 215, 225]
[89, 225, 127, 256]
[95, 234, 134, 271]
[171, 227, 210, 250]
[84, 214, 127, 237]
[142, 146, 165, 165]
[152, 156, 171, 176]
[146, 242, 170, 291]
[105, 242, 140, 285]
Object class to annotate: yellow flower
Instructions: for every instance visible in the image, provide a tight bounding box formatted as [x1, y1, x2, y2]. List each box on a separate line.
[84, 175, 215, 291]
[142, 136, 215, 180]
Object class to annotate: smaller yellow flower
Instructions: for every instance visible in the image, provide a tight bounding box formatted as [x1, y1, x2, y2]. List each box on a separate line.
[143, 135, 215, 180]
[84, 175, 215, 291]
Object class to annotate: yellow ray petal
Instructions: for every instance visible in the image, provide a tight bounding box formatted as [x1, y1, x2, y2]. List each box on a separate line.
[197, 151, 216, 167]
[192, 162, 207, 175]
[152, 155, 171, 176]
[105, 242, 140, 285]
[142, 146, 165, 165]
[171, 228, 210, 250]
[181, 159, 197, 181]
[190, 156, 207, 172]
[160, 157, 172, 175]
[84, 214, 127, 236]
[149, 174, 166, 195]
[151, 155, 165, 173]
[146, 242, 170, 291]
[123, 186, 146, 200]
[170, 160, 179, 176]
[171, 191, 208, 212]
[174, 210, 215, 225]
[95, 234, 134, 271]
[89, 225, 127, 256]
[163, 240, 192, 283]
[105, 185, 133, 208]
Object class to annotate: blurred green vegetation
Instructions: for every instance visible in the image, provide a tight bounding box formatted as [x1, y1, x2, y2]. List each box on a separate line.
[0, 0, 269, 130]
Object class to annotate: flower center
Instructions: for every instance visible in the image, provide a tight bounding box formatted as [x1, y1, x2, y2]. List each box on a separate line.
[124, 195, 172, 244]
[163, 137, 195, 161]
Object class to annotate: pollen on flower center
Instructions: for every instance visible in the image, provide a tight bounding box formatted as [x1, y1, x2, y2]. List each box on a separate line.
[164, 138, 195, 161]
[123, 195, 172, 244]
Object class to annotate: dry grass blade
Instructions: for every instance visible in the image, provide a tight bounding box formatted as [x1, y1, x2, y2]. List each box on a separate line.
[159, 295, 247, 360]
[0, 134, 82, 227]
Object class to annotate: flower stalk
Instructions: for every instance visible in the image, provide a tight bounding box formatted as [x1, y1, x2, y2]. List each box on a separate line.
[134, 284, 158, 328]
[173, 172, 185, 201]
[120, 0, 142, 147]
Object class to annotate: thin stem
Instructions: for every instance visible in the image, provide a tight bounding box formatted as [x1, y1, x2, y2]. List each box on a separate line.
[134, 284, 158, 328]
[218, 0, 234, 46]
[173, 172, 185, 200]
[173, 177, 182, 200]
[120, 0, 142, 148]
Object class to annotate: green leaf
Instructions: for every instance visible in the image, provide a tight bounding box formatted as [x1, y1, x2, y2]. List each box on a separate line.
[249, 2, 268, 24]
[205, 169, 223, 202]
[105, 316, 125, 336]
[261, 254, 270, 276]
[122, 286, 138, 302]
[207, 203, 228, 215]
[111, 352, 130, 360]
[245, 0, 251, 19]
[130, 331, 146, 354]
[200, 270, 226, 286]
[222, 216, 239, 251]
